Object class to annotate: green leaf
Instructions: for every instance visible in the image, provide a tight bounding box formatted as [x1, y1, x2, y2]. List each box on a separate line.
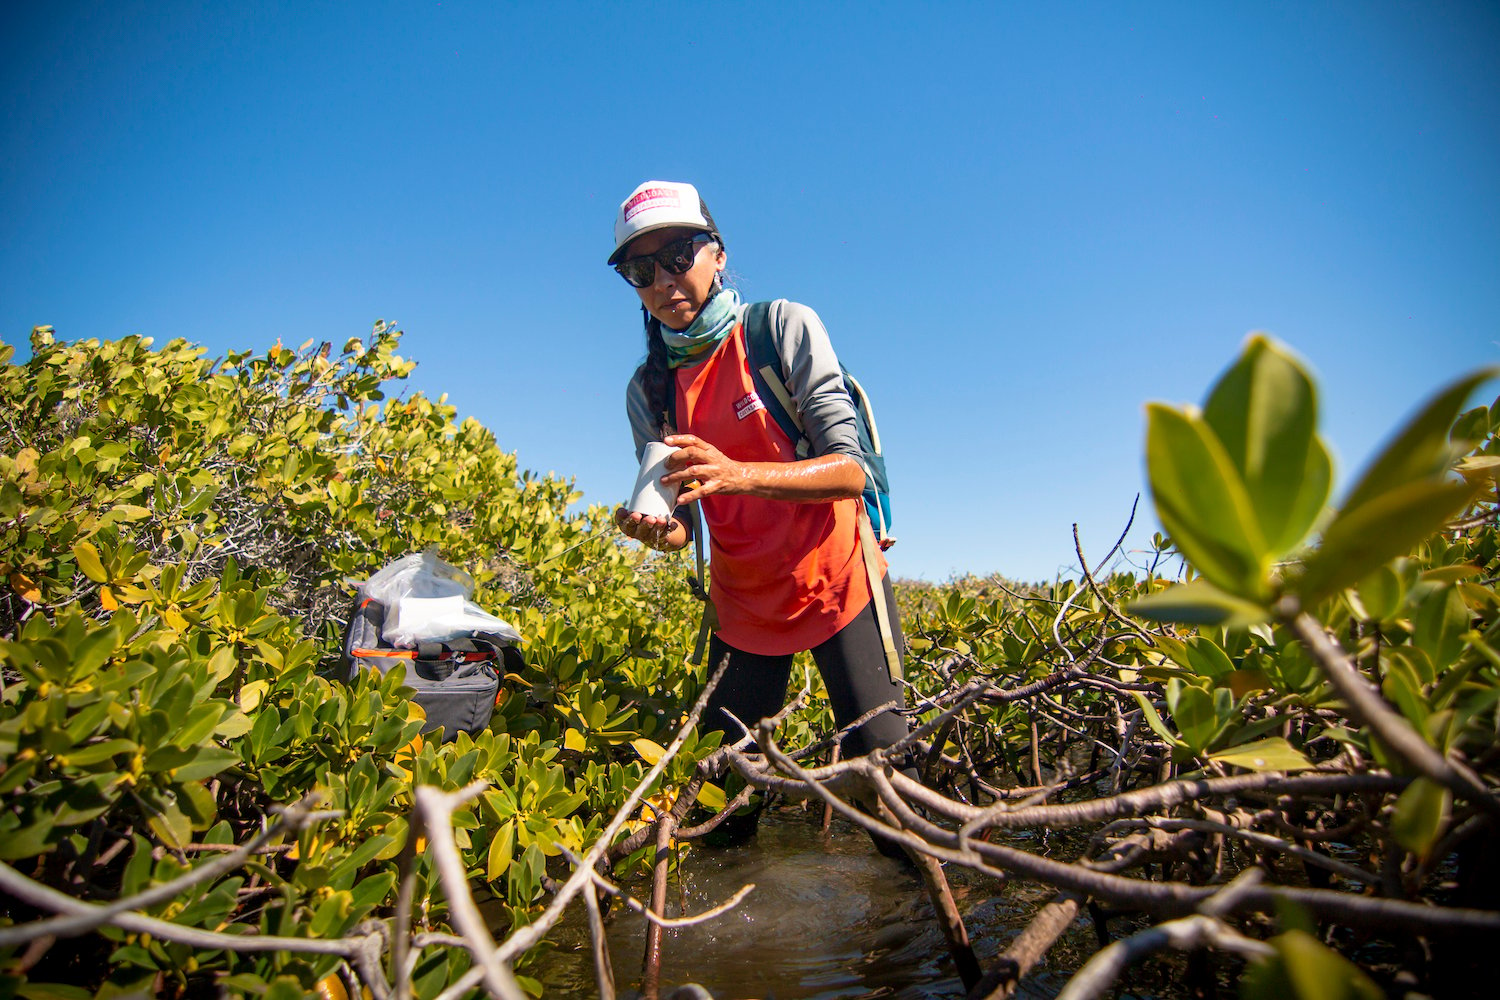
[264, 977, 307, 1000]
[16, 984, 93, 1000]
[142, 791, 192, 849]
[52, 773, 117, 826]
[1353, 563, 1405, 622]
[214, 710, 254, 739]
[61, 738, 136, 768]
[1296, 478, 1481, 605]
[0, 815, 58, 860]
[1145, 404, 1270, 599]
[1167, 681, 1217, 754]
[168, 745, 239, 782]
[1390, 777, 1450, 858]
[1127, 578, 1270, 627]
[1183, 636, 1235, 679]
[1381, 656, 1430, 731]
[1340, 368, 1498, 516]
[68, 622, 121, 681]
[349, 870, 396, 914]
[486, 819, 516, 882]
[1281, 438, 1332, 556]
[1241, 929, 1384, 1000]
[1201, 335, 1329, 553]
[173, 703, 227, 748]
[1208, 736, 1313, 772]
[310, 890, 353, 938]
[1450, 403, 1491, 446]
[176, 780, 218, 830]
[1413, 584, 1468, 672]
[1130, 692, 1186, 750]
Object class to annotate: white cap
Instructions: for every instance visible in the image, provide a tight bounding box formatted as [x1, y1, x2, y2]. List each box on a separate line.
[608, 180, 717, 265]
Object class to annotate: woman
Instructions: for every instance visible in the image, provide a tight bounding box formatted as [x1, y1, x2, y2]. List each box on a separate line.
[609, 180, 911, 794]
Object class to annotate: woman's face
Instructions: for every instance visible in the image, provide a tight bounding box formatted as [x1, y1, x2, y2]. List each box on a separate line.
[624, 226, 726, 330]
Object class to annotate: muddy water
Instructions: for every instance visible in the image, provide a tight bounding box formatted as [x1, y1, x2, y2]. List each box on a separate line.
[532, 809, 1114, 999]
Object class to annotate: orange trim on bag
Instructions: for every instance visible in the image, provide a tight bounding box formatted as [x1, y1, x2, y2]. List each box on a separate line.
[350, 648, 495, 663]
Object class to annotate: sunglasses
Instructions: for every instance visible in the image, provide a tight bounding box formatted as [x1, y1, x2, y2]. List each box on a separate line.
[614, 233, 714, 288]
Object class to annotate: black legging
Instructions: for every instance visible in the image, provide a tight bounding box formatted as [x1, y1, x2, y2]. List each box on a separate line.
[700, 575, 910, 759]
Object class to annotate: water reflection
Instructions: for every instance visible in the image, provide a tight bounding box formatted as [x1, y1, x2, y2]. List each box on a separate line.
[533, 808, 1095, 999]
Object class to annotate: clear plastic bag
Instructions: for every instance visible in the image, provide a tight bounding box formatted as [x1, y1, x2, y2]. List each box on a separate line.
[360, 550, 522, 648]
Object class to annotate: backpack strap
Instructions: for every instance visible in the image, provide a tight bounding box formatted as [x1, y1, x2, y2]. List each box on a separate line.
[743, 301, 811, 459]
[856, 512, 902, 684]
[746, 300, 900, 682]
[664, 382, 716, 667]
[688, 501, 717, 666]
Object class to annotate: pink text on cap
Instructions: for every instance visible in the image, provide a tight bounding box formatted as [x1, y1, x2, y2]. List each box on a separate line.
[623, 187, 681, 221]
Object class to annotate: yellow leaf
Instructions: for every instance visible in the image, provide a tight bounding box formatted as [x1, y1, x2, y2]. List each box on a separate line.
[73, 541, 108, 583]
[695, 782, 727, 811]
[316, 974, 349, 1000]
[9, 571, 39, 603]
[631, 738, 667, 765]
[1421, 564, 1481, 584]
[239, 680, 269, 713]
[564, 729, 587, 753]
[1457, 454, 1500, 482]
[114, 584, 147, 605]
[99, 586, 118, 611]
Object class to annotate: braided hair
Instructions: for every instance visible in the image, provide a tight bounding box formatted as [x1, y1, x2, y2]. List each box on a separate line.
[641, 308, 672, 434]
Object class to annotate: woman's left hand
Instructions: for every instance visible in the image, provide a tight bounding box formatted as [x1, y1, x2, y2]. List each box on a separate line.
[661, 434, 753, 504]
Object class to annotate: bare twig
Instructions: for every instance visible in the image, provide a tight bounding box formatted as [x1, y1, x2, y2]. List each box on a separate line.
[413, 782, 526, 1000]
[582, 880, 616, 1000]
[588, 870, 756, 929]
[0, 793, 340, 949]
[492, 653, 731, 965]
[1054, 871, 1273, 1000]
[1284, 606, 1500, 820]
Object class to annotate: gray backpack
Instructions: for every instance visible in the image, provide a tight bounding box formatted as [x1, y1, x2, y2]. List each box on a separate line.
[340, 591, 522, 742]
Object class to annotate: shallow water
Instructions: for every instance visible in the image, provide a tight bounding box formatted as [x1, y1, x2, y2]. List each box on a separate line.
[532, 808, 1120, 999]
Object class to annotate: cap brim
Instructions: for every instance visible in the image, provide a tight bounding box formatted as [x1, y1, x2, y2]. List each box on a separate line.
[607, 221, 714, 266]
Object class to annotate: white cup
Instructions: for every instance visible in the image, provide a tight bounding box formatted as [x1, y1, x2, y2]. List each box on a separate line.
[628, 441, 678, 518]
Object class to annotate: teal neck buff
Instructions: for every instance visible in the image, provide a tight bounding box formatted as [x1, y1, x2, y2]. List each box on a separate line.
[660, 288, 742, 368]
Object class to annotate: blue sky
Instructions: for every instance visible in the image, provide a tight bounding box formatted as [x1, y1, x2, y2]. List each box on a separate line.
[4, 1, 1497, 582]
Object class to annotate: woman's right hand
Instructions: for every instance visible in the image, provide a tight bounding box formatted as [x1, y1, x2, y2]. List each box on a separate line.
[614, 507, 688, 551]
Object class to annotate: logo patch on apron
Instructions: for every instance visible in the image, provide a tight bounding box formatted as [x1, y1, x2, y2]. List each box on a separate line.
[734, 391, 766, 421]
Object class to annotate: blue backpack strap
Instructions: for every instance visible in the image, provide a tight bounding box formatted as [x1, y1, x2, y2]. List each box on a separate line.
[744, 300, 900, 679]
[743, 301, 811, 458]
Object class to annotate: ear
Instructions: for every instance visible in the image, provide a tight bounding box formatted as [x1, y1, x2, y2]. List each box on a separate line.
[713, 245, 727, 271]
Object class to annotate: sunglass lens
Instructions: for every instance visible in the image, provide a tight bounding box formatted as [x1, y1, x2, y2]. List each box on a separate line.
[616, 258, 654, 287]
[660, 238, 698, 275]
